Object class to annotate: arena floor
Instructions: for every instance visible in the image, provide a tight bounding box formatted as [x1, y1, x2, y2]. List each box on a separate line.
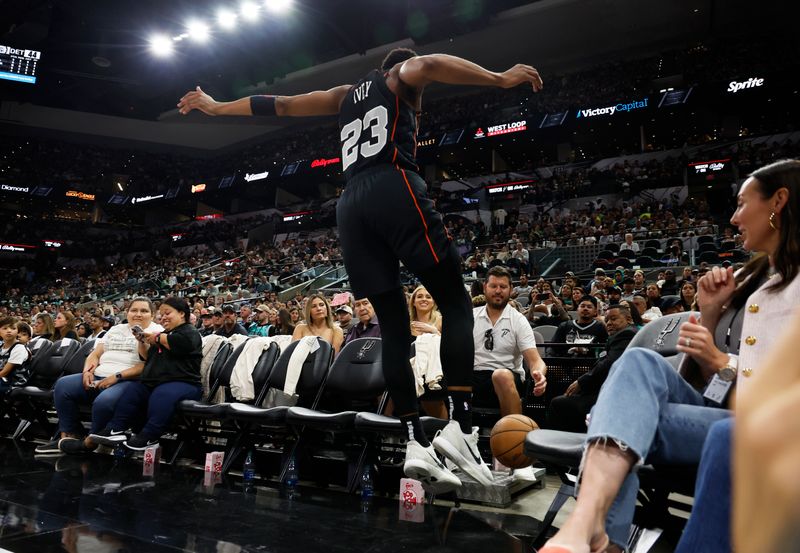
[0, 438, 680, 552]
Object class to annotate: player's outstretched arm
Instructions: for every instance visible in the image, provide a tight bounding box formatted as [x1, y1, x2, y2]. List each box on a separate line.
[398, 54, 543, 91]
[178, 85, 351, 117]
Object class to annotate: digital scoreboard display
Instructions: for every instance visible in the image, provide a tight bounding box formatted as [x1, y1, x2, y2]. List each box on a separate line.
[0, 45, 41, 84]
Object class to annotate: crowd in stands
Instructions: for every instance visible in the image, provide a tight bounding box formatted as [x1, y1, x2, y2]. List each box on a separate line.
[1, 38, 795, 200]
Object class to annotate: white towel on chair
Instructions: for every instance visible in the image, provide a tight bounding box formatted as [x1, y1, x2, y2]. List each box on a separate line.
[230, 337, 275, 401]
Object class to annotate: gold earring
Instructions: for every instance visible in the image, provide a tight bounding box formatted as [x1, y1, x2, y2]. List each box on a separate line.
[769, 211, 778, 231]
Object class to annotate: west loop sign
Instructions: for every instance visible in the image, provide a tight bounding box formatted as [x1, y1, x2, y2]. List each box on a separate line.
[576, 97, 649, 118]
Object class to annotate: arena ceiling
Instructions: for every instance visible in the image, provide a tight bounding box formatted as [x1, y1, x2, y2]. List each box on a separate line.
[0, 0, 791, 149]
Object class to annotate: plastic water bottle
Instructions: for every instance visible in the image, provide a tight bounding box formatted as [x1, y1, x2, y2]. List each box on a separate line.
[360, 465, 374, 499]
[285, 455, 298, 495]
[243, 450, 256, 489]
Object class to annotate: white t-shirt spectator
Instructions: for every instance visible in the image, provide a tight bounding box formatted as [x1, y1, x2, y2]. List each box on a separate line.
[494, 208, 508, 226]
[473, 304, 538, 377]
[94, 322, 163, 378]
[619, 241, 640, 253]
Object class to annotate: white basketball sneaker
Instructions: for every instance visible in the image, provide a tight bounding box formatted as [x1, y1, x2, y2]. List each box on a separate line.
[432, 420, 494, 486]
[403, 440, 462, 494]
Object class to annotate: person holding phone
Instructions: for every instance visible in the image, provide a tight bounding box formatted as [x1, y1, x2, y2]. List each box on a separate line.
[37, 298, 162, 456]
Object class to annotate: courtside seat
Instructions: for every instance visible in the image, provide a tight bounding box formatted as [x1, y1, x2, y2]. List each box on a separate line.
[285, 337, 385, 432]
[9, 338, 81, 439]
[179, 340, 279, 418]
[523, 312, 697, 547]
[353, 412, 448, 436]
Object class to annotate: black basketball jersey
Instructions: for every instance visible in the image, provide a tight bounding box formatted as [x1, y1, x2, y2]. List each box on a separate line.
[338, 69, 418, 180]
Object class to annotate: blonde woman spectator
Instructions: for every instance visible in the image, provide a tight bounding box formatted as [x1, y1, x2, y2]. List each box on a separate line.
[292, 294, 343, 354]
[409, 286, 442, 336]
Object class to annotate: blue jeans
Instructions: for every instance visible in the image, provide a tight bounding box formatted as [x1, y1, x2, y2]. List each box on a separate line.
[106, 381, 201, 439]
[674, 418, 732, 553]
[53, 373, 137, 435]
[585, 348, 732, 548]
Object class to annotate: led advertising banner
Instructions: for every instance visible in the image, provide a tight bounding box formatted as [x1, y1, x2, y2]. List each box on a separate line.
[688, 158, 731, 174]
[726, 77, 765, 94]
[0, 242, 36, 253]
[309, 157, 340, 169]
[191, 183, 206, 194]
[65, 190, 95, 201]
[439, 129, 464, 146]
[131, 194, 164, 205]
[196, 213, 222, 221]
[43, 240, 63, 249]
[576, 98, 648, 119]
[243, 171, 268, 183]
[486, 180, 535, 194]
[282, 210, 314, 222]
[1, 184, 30, 193]
[417, 137, 436, 148]
[473, 120, 527, 139]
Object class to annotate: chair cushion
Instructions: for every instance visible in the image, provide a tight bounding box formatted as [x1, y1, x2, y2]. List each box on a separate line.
[9, 386, 54, 401]
[285, 406, 358, 430]
[227, 403, 290, 426]
[524, 429, 586, 466]
[354, 412, 449, 435]
[177, 400, 230, 418]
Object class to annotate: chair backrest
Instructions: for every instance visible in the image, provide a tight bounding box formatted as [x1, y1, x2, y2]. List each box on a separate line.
[613, 258, 632, 268]
[627, 311, 696, 358]
[598, 250, 615, 260]
[27, 338, 81, 388]
[535, 324, 559, 343]
[251, 342, 281, 405]
[641, 247, 659, 258]
[216, 340, 248, 388]
[605, 243, 620, 253]
[205, 342, 234, 399]
[532, 330, 545, 356]
[645, 239, 661, 250]
[635, 256, 654, 268]
[317, 337, 385, 403]
[698, 242, 719, 253]
[697, 251, 720, 264]
[265, 338, 334, 403]
[618, 249, 636, 259]
[696, 235, 715, 245]
[61, 339, 97, 376]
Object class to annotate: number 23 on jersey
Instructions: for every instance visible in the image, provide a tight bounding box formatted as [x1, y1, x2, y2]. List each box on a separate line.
[340, 105, 389, 171]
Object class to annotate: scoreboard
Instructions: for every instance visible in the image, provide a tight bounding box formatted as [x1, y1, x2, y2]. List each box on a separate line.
[0, 45, 41, 84]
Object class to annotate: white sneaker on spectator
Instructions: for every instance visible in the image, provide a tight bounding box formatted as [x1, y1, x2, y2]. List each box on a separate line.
[511, 465, 538, 483]
[403, 440, 461, 494]
[432, 420, 494, 486]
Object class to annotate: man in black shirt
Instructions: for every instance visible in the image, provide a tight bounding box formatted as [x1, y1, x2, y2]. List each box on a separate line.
[548, 297, 608, 357]
[215, 305, 248, 338]
[178, 50, 543, 492]
[548, 304, 637, 432]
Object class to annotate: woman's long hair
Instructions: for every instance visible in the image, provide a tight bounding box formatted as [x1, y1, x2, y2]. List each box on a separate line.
[34, 313, 55, 338]
[302, 294, 335, 330]
[55, 311, 76, 340]
[729, 159, 800, 308]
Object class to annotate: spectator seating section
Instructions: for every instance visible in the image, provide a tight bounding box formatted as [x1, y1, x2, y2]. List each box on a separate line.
[9, 338, 82, 439]
[523, 312, 697, 547]
[285, 338, 385, 492]
[221, 338, 334, 475]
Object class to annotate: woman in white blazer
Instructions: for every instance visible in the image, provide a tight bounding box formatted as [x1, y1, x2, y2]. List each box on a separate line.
[540, 158, 800, 553]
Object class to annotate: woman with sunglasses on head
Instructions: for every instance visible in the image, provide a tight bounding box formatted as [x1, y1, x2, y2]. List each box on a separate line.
[541, 159, 800, 553]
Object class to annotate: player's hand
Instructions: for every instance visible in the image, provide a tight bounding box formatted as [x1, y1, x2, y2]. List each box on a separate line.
[498, 64, 543, 92]
[531, 370, 547, 396]
[177, 86, 219, 116]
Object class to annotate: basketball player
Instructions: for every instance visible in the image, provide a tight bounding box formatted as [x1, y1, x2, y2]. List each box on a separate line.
[178, 49, 544, 492]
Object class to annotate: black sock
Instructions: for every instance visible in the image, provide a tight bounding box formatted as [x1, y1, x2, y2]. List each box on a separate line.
[400, 414, 430, 447]
[448, 391, 473, 434]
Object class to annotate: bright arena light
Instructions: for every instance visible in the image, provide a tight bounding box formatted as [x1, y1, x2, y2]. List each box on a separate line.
[149, 34, 174, 57]
[240, 1, 260, 21]
[265, 0, 293, 13]
[186, 19, 211, 42]
[217, 8, 238, 29]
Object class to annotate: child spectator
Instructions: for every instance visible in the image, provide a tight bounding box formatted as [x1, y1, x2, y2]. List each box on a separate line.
[0, 317, 31, 394]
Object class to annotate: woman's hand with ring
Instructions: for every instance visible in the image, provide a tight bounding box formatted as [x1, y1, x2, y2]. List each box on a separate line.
[677, 314, 729, 375]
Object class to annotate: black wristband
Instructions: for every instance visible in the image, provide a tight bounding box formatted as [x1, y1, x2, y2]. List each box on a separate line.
[250, 95, 277, 116]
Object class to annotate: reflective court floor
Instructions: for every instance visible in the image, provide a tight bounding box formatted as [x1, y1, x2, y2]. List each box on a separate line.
[0, 438, 544, 553]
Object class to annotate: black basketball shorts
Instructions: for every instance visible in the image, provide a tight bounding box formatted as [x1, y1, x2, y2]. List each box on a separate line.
[336, 164, 455, 299]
